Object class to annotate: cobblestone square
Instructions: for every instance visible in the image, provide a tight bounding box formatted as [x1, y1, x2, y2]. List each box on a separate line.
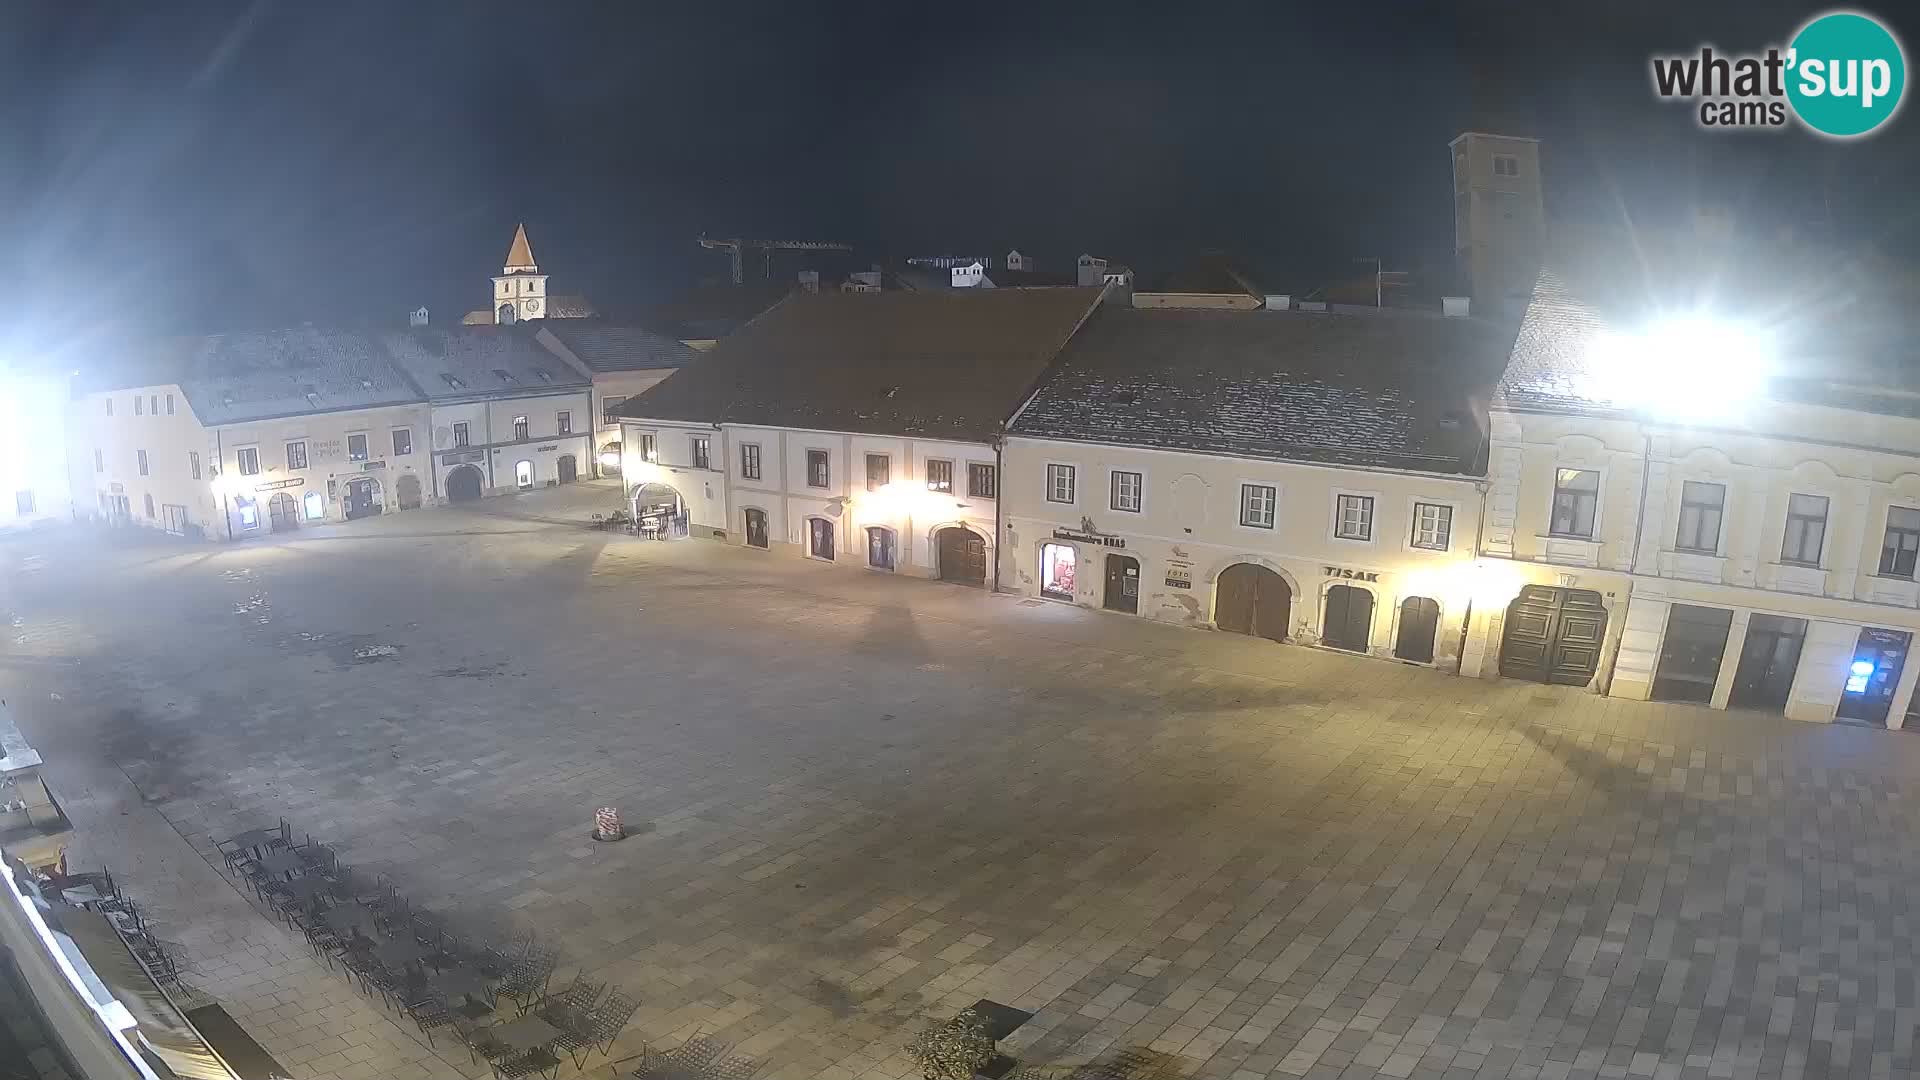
[11, 487, 1920, 1079]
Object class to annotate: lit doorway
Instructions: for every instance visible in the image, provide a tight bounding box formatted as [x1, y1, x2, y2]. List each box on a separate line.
[1039, 543, 1076, 601]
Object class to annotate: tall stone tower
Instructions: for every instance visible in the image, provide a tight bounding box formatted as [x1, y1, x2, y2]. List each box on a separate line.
[490, 224, 548, 324]
[1449, 133, 1545, 313]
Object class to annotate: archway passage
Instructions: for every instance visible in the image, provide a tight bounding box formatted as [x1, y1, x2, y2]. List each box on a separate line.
[1215, 563, 1290, 643]
[447, 465, 484, 502]
[396, 473, 423, 510]
[1395, 596, 1440, 663]
[1323, 585, 1373, 652]
[514, 460, 534, 491]
[267, 492, 299, 532]
[558, 455, 578, 484]
[936, 527, 986, 587]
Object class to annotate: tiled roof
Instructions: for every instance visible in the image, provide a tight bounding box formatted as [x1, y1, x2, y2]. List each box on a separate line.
[621, 288, 1105, 442]
[1011, 306, 1515, 475]
[504, 223, 536, 271]
[538, 323, 700, 373]
[1498, 229, 1920, 418]
[381, 325, 589, 400]
[546, 294, 597, 319]
[178, 328, 425, 425]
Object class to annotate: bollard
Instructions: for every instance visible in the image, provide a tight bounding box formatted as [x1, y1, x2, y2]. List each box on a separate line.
[593, 806, 624, 842]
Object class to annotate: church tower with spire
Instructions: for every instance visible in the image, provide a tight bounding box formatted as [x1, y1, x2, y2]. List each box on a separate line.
[490, 224, 547, 324]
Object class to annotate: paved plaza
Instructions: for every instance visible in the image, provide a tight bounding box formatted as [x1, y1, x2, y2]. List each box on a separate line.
[9, 484, 1920, 1080]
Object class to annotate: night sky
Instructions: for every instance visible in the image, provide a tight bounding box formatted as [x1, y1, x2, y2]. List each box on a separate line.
[3, 1, 1915, 344]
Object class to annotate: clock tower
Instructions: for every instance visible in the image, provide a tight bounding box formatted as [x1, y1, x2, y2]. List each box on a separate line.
[490, 223, 548, 324]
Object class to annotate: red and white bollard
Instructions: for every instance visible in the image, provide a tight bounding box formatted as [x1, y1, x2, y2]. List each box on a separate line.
[593, 806, 624, 842]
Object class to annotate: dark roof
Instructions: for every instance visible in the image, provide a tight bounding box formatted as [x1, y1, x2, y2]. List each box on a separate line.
[1498, 228, 1920, 418]
[539, 322, 700, 373]
[1011, 306, 1516, 475]
[626, 282, 795, 341]
[380, 325, 589, 400]
[621, 288, 1104, 441]
[546, 294, 597, 319]
[178, 327, 425, 425]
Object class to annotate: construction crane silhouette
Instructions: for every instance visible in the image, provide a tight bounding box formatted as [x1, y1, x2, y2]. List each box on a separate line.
[699, 234, 854, 285]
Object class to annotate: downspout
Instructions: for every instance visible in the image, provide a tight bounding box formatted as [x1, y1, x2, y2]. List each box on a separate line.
[485, 404, 495, 492]
[1455, 478, 1491, 675]
[1598, 430, 1655, 697]
[992, 436, 1004, 592]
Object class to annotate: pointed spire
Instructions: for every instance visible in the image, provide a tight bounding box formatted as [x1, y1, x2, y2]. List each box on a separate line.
[503, 223, 536, 272]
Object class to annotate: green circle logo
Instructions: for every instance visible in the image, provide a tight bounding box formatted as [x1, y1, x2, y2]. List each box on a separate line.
[1787, 11, 1907, 137]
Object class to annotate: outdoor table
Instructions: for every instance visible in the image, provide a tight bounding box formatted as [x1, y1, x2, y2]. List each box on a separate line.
[320, 905, 379, 937]
[254, 850, 306, 880]
[274, 876, 332, 904]
[61, 885, 105, 906]
[227, 827, 282, 855]
[373, 937, 427, 971]
[433, 966, 490, 1003]
[489, 1015, 561, 1054]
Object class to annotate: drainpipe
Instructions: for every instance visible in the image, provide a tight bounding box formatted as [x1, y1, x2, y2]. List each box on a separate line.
[484, 405, 495, 492]
[992, 437, 1004, 592]
[1628, 431, 1653, 577]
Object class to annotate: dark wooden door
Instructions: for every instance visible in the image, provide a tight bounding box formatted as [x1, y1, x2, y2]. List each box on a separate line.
[344, 480, 378, 520]
[447, 466, 483, 502]
[1322, 585, 1374, 652]
[1103, 555, 1139, 614]
[1499, 586, 1609, 685]
[267, 493, 299, 532]
[1394, 596, 1440, 663]
[1215, 564, 1290, 643]
[1729, 615, 1806, 712]
[744, 508, 768, 548]
[936, 528, 986, 586]
[558, 455, 578, 484]
[808, 517, 835, 560]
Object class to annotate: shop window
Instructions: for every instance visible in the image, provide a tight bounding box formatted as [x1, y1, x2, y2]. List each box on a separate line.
[236, 496, 259, 529]
[1040, 543, 1076, 600]
[867, 527, 896, 570]
[304, 491, 326, 521]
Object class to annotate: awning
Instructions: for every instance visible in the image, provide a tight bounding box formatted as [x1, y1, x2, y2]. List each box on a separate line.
[56, 909, 241, 1080]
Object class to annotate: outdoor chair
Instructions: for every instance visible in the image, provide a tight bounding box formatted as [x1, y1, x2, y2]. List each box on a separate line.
[499, 942, 561, 1014]
[303, 923, 346, 969]
[491, 1047, 562, 1080]
[560, 989, 637, 1068]
[297, 841, 339, 878]
[404, 991, 459, 1047]
[458, 1018, 510, 1065]
[342, 950, 402, 1009]
[534, 975, 605, 1027]
[631, 1034, 759, 1080]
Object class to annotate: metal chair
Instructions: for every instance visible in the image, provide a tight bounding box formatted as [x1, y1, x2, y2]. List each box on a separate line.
[404, 991, 459, 1047]
[561, 989, 637, 1068]
[491, 1047, 561, 1080]
[499, 941, 560, 1014]
[632, 1034, 758, 1080]
[535, 975, 605, 1026]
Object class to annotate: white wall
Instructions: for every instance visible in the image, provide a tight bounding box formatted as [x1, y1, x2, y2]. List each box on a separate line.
[66, 383, 219, 537]
[213, 403, 434, 535]
[428, 389, 595, 497]
[591, 371, 676, 475]
[619, 418, 729, 533]
[1002, 436, 1484, 665]
[0, 373, 77, 529]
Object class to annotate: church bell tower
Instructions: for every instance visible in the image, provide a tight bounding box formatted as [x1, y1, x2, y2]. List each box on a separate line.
[490, 224, 548, 324]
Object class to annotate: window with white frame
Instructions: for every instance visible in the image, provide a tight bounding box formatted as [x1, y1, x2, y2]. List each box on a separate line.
[806, 448, 829, 487]
[286, 440, 308, 470]
[1411, 502, 1452, 550]
[1239, 483, 1275, 528]
[866, 453, 891, 491]
[967, 462, 996, 498]
[740, 442, 761, 480]
[1493, 154, 1520, 177]
[1674, 480, 1725, 553]
[236, 447, 260, 475]
[1880, 506, 1920, 578]
[1334, 494, 1374, 540]
[1550, 468, 1599, 538]
[1782, 492, 1828, 566]
[691, 436, 710, 470]
[452, 422, 470, 448]
[512, 415, 530, 441]
[1110, 470, 1143, 513]
[925, 459, 953, 492]
[1045, 464, 1076, 504]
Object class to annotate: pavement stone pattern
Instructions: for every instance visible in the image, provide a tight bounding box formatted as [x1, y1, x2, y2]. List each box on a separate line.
[7, 483, 1920, 1080]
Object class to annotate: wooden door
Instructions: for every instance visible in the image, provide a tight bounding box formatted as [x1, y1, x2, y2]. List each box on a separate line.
[808, 518, 835, 560]
[558, 455, 578, 484]
[1499, 586, 1609, 685]
[937, 528, 986, 586]
[744, 509, 769, 549]
[1323, 585, 1374, 652]
[1215, 564, 1289, 643]
[1729, 615, 1806, 712]
[1103, 555, 1139, 614]
[1394, 596, 1439, 663]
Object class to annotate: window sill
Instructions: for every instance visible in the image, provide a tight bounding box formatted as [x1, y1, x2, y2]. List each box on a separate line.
[1660, 549, 1726, 584]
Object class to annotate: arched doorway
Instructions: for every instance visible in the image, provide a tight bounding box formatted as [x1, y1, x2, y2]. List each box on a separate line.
[558, 455, 578, 484]
[632, 482, 686, 540]
[514, 460, 534, 491]
[1214, 563, 1290, 643]
[344, 478, 383, 520]
[303, 490, 326, 521]
[935, 527, 986, 587]
[447, 465, 484, 502]
[267, 492, 299, 532]
[396, 473, 423, 510]
[1394, 596, 1440, 663]
[497, 303, 516, 324]
[743, 508, 769, 549]
[866, 527, 896, 570]
[1322, 585, 1374, 652]
[1103, 554, 1139, 614]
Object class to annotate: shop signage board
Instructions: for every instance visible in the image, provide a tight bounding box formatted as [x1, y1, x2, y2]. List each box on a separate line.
[1323, 565, 1380, 582]
[1052, 527, 1125, 548]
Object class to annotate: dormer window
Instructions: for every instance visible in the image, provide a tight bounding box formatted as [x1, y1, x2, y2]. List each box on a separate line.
[441, 373, 465, 390]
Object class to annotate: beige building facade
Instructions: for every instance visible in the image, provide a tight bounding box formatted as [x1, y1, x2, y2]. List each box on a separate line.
[211, 403, 434, 536]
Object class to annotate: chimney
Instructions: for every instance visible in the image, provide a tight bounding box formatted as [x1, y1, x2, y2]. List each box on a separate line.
[409, 307, 429, 327]
[1442, 296, 1471, 317]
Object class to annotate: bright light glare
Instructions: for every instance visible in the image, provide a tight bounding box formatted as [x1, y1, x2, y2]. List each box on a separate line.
[598, 451, 620, 468]
[1583, 316, 1774, 420]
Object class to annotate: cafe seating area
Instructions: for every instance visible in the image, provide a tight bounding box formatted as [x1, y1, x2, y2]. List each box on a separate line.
[217, 818, 639, 1079]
